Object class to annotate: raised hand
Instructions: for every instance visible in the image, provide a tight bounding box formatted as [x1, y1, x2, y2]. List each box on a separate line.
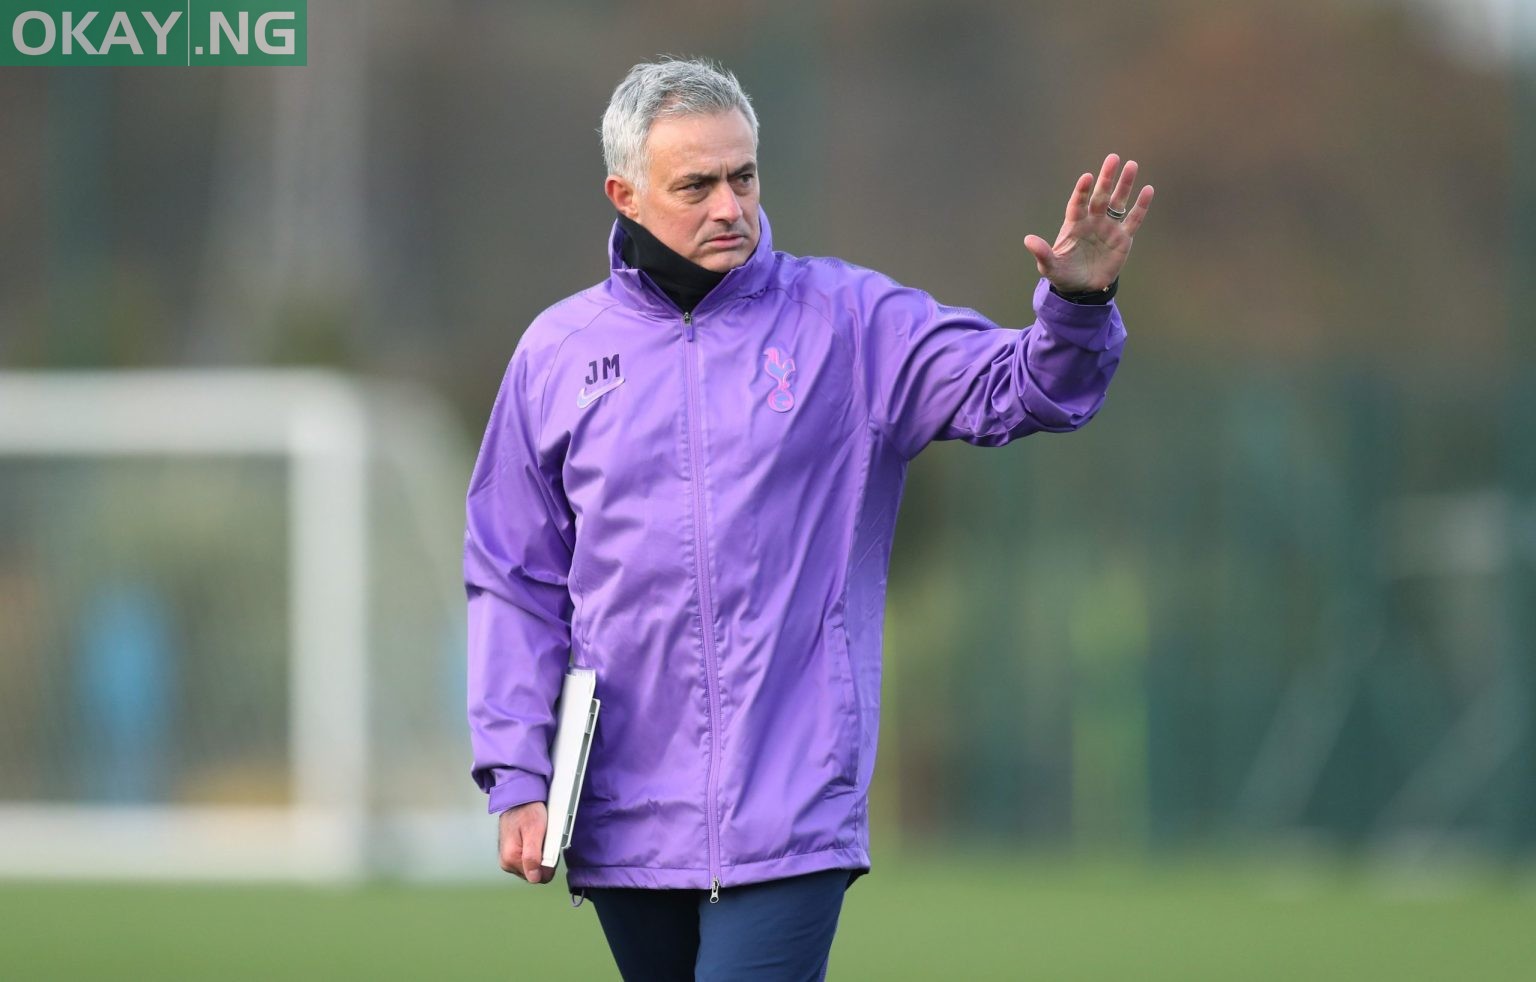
[1023, 153, 1154, 294]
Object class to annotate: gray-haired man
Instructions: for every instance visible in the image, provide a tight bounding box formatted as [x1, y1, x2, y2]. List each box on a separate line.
[468, 56, 1153, 980]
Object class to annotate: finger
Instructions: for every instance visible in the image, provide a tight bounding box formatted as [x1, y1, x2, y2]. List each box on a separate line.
[1089, 153, 1121, 214]
[1108, 159, 1139, 215]
[498, 818, 523, 876]
[1063, 172, 1093, 223]
[1121, 184, 1155, 236]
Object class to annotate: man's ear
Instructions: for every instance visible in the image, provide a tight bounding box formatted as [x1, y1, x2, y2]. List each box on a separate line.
[604, 175, 641, 220]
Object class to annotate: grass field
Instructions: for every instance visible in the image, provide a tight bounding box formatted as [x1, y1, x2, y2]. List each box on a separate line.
[4, 855, 1534, 980]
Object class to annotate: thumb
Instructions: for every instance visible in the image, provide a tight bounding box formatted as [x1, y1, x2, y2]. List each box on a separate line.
[1022, 235, 1054, 274]
[523, 822, 545, 883]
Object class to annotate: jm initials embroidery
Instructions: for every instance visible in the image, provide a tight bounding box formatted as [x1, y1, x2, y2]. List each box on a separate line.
[578, 353, 624, 409]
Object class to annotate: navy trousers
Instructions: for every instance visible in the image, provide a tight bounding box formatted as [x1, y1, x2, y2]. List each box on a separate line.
[585, 868, 853, 981]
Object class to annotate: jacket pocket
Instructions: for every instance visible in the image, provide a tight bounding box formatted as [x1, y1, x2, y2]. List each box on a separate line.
[827, 606, 862, 792]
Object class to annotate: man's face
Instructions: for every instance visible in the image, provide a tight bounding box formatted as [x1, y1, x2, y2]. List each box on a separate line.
[605, 109, 760, 273]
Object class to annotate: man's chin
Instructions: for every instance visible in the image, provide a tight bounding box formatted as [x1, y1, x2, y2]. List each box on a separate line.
[695, 242, 755, 272]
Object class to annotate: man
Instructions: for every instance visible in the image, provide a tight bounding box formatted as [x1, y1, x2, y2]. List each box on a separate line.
[465, 58, 1153, 980]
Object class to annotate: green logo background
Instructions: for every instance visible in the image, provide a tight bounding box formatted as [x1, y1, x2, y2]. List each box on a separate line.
[0, 2, 307, 66]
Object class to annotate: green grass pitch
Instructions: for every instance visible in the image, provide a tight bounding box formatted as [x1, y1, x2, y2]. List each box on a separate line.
[3, 855, 1533, 979]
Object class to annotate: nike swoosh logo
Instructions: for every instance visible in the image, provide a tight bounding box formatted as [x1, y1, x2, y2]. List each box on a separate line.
[577, 376, 625, 408]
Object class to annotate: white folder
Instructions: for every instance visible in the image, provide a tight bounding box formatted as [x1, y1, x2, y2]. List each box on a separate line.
[541, 667, 600, 870]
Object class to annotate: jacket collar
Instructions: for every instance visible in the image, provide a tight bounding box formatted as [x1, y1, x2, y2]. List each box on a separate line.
[607, 206, 776, 317]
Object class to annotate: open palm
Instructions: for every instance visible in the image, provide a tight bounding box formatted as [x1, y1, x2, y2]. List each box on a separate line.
[1024, 153, 1154, 294]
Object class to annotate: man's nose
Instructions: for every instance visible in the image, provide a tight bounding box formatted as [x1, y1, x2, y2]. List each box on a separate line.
[708, 181, 743, 224]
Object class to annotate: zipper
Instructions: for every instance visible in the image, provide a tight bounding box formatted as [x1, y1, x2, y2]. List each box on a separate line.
[682, 309, 724, 902]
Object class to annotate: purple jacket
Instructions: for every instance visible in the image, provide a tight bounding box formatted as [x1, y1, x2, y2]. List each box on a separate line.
[465, 208, 1126, 893]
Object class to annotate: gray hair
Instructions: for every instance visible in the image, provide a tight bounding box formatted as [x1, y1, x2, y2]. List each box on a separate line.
[601, 58, 759, 187]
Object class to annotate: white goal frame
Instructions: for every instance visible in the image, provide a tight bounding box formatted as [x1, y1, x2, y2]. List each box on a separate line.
[0, 370, 380, 881]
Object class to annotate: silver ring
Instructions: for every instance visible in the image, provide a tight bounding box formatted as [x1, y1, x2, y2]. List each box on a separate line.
[1106, 204, 1128, 221]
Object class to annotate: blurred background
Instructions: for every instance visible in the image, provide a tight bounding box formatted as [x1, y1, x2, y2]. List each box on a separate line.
[3, 0, 1536, 978]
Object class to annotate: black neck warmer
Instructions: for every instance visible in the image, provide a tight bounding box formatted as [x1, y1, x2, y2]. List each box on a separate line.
[617, 213, 728, 314]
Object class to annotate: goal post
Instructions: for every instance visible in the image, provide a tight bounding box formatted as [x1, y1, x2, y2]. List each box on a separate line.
[0, 370, 474, 881]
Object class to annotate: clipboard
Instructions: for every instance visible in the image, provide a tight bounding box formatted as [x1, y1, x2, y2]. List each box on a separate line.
[542, 667, 600, 869]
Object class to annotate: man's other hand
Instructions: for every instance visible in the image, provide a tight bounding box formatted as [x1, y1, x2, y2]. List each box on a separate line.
[1024, 153, 1154, 294]
[498, 801, 557, 884]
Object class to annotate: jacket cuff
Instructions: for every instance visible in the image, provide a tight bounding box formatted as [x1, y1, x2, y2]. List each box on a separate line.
[486, 771, 549, 815]
[1033, 277, 1118, 351]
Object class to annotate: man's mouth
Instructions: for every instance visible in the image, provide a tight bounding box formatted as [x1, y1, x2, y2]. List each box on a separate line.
[707, 233, 746, 247]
